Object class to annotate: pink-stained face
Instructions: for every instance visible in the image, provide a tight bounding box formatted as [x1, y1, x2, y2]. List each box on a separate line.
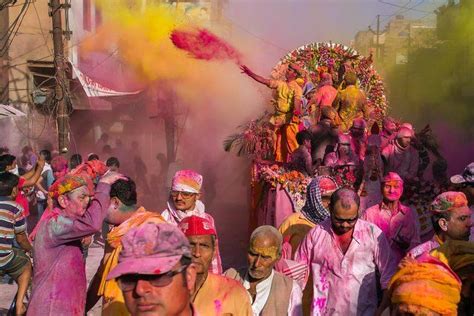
[382, 180, 403, 202]
[61, 186, 91, 217]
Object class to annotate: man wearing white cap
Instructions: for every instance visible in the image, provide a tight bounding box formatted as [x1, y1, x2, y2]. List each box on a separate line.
[161, 169, 223, 274]
[381, 126, 419, 181]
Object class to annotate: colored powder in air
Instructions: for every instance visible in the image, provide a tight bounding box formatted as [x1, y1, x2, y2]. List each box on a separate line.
[171, 28, 242, 64]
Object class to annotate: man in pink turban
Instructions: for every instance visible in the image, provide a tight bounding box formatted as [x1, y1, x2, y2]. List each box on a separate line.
[161, 169, 223, 274]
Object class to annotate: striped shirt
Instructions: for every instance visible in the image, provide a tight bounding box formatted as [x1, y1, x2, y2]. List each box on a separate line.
[0, 197, 26, 267]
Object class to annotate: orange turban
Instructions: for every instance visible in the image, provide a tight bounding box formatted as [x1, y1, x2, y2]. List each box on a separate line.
[389, 256, 461, 315]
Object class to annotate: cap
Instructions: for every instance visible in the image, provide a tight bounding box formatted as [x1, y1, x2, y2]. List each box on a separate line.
[450, 162, 474, 185]
[351, 118, 367, 130]
[107, 222, 191, 280]
[430, 191, 469, 214]
[172, 170, 203, 194]
[178, 215, 216, 237]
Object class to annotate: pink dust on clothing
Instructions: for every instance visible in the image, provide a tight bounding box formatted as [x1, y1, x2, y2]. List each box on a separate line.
[313, 85, 337, 107]
[362, 202, 420, 264]
[27, 183, 110, 316]
[295, 218, 396, 315]
[170, 28, 242, 64]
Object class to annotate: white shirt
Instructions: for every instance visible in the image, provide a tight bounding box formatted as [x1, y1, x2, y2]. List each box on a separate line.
[242, 270, 303, 316]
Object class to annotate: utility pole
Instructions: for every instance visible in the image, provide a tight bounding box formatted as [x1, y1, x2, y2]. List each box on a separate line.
[0, 3, 9, 103]
[50, 0, 70, 153]
[376, 14, 380, 61]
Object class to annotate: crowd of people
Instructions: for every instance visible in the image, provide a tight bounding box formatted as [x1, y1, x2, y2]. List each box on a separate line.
[0, 69, 472, 315]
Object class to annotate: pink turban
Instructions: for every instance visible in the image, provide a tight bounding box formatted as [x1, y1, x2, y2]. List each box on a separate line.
[172, 170, 203, 194]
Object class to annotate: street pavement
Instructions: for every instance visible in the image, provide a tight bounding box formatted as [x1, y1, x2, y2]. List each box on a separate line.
[0, 243, 104, 316]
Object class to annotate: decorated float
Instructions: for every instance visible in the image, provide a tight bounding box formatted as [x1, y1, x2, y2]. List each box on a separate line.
[225, 42, 444, 238]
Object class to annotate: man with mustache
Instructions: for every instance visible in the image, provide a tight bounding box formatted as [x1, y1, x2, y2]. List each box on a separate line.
[362, 172, 420, 264]
[409, 191, 473, 258]
[161, 169, 222, 274]
[225, 226, 303, 315]
[295, 188, 396, 315]
[178, 216, 252, 315]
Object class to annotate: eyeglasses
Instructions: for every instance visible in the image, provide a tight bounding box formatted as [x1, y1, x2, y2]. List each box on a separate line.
[332, 215, 358, 224]
[117, 265, 188, 292]
[170, 190, 196, 199]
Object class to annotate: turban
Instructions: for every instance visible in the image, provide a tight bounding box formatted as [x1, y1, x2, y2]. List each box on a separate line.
[178, 215, 216, 237]
[397, 127, 414, 139]
[172, 170, 203, 194]
[389, 256, 461, 315]
[49, 174, 89, 199]
[319, 176, 338, 196]
[431, 191, 468, 214]
[382, 172, 404, 184]
[51, 156, 68, 172]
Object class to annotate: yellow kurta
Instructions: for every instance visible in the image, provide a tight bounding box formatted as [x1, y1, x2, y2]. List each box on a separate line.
[335, 85, 368, 132]
[98, 208, 164, 316]
[193, 273, 253, 316]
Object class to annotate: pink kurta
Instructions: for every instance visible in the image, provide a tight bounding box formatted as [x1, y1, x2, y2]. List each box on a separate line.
[27, 183, 110, 316]
[295, 218, 396, 315]
[362, 202, 420, 263]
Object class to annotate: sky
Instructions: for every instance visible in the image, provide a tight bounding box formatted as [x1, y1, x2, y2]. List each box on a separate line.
[225, 0, 447, 57]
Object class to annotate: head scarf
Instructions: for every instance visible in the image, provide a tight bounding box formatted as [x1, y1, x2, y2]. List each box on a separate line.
[430, 191, 468, 214]
[171, 170, 203, 194]
[382, 172, 404, 185]
[49, 174, 89, 199]
[178, 215, 217, 237]
[301, 176, 338, 224]
[389, 256, 461, 315]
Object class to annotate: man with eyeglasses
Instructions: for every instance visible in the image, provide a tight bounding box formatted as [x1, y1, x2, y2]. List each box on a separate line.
[161, 169, 222, 274]
[178, 215, 253, 315]
[107, 222, 199, 316]
[295, 187, 396, 316]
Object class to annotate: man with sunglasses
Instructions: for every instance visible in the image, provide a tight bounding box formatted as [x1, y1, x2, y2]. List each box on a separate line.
[295, 187, 396, 316]
[107, 222, 198, 316]
[161, 169, 222, 274]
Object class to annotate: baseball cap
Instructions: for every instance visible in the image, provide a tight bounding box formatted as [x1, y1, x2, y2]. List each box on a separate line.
[107, 222, 191, 280]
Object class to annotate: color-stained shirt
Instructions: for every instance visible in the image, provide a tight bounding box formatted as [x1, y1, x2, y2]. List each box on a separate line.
[268, 80, 303, 126]
[193, 273, 253, 316]
[362, 202, 420, 263]
[295, 218, 396, 315]
[313, 85, 338, 107]
[27, 183, 110, 316]
[0, 197, 26, 267]
[334, 85, 368, 132]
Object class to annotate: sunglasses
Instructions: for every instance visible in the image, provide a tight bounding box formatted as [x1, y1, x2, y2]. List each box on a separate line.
[170, 190, 196, 199]
[117, 265, 188, 291]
